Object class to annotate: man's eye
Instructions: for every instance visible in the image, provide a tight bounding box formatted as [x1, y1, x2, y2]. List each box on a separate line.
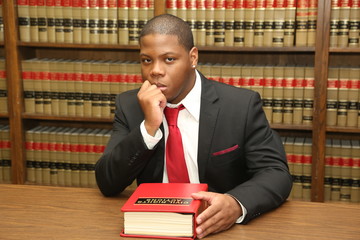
[166, 58, 175, 63]
[142, 59, 151, 64]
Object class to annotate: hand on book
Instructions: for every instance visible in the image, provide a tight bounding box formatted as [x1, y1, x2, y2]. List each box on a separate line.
[191, 191, 242, 239]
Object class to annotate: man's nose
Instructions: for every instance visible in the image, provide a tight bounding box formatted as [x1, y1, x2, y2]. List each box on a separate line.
[150, 61, 165, 77]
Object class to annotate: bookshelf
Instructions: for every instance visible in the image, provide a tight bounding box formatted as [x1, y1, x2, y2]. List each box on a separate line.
[1, 1, 359, 203]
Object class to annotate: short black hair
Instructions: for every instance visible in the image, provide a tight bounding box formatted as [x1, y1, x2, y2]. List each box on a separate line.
[139, 14, 194, 51]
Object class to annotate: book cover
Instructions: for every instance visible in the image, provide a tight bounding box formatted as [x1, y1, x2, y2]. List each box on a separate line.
[205, 0, 215, 46]
[118, 0, 129, 45]
[128, 0, 139, 45]
[329, 0, 340, 47]
[349, 0, 360, 48]
[350, 140, 360, 203]
[99, 0, 109, 44]
[295, 0, 308, 47]
[89, 0, 100, 44]
[339, 139, 352, 202]
[302, 137, 312, 201]
[306, 0, 317, 47]
[234, 0, 245, 46]
[337, 67, 350, 127]
[347, 68, 359, 127]
[54, 0, 65, 42]
[302, 66, 314, 125]
[254, 0, 265, 47]
[330, 139, 341, 201]
[272, 66, 284, 124]
[195, 0, 206, 46]
[324, 138, 333, 202]
[292, 137, 304, 200]
[244, 0, 255, 47]
[108, 0, 118, 44]
[272, 0, 286, 47]
[283, 66, 295, 124]
[187, 0, 197, 46]
[18, 0, 31, 42]
[262, 65, 274, 123]
[293, 66, 305, 124]
[263, 0, 274, 47]
[338, 0, 351, 47]
[284, 0, 296, 46]
[63, 0, 73, 43]
[121, 183, 208, 240]
[81, 0, 91, 44]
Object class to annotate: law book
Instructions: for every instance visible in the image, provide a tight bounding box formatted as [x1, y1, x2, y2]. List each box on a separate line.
[326, 67, 339, 126]
[89, 0, 100, 44]
[262, 65, 274, 123]
[0, 125, 11, 183]
[78, 128, 92, 187]
[272, 0, 286, 47]
[213, 0, 225, 46]
[98, 0, 109, 44]
[108, 0, 118, 44]
[121, 183, 208, 239]
[54, 127, 67, 186]
[70, 128, 83, 187]
[196, 0, 206, 46]
[109, 61, 121, 116]
[91, 62, 103, 118]
[306, 0, 317, 47]
[48, 126, 58, 185]
[283, 136, 295, 199]
[230, 63, 241, 88]
[22, 59, 36, 114]
[81, 0, 90, 44]
[177, 0, 187, 19]
[86, 128, 102, 188]
[187, 0, 197, 44]
[340, 139, 352, 202]
[81, 60, 92, 117]
[283, 66, 295, 124]
[128, 0, 139, 45]
[39, 59, 52, 115]
[37, 0, 48, 42]
[73, 60, 84, 117]
[41, 126, 53, 186]
[330, 139, 341, 201]
[221, 64, 232, 85]
[293, 66, 305, 124]
[233, 0, 245, 46]
[329, 0, 340, 47]
[46, 0, 56, 42]
[302, 66, 314, 125]
[292, 137, 304, 200]
[63, 128, 75, 187]
[272, 65, 284, 124]
[32, 59, 45, 114]
[0, 1, 3, 42]
[32, 126, 44, 185]
[71, 0, 82, 43]
[349, 0, 360, 48]
[166, 0, 177, 16]
[18, 0, 31, 42]
[26, 126, 37, 184]
[284, 0, 296, 46]
[254, 0, 265, 47]
[251, 65, 264, 97]
[338, 0, 351, 47]
[350, 140, 360, 203]
[240, 64, 252, 90]
[337, 67, 350, 127]
[118, 0, 129, 45]
[62, 0, 73, 43]
[263, 0, 274, 47]
[295, 0, 308, 47]
[29, 0, 39, 42]
[224, 0, 235, 47]
[302, 137, 312, 201]
[347, 67, 360, 127]
[324, 138, 333, 202]
[0, 59, 7, 114]
[244, 0, 255, 47]
[54, 0, 65, 42]
[205, 0, 215, 46]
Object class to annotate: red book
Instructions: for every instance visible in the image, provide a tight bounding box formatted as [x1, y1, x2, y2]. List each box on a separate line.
[120, 183, 208, 240]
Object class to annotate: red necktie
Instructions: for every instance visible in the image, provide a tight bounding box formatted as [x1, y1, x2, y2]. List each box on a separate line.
[164, 105, 190, 183]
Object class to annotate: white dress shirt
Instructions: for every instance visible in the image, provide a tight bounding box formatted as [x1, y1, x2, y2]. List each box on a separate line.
[139, 70, 247, 223]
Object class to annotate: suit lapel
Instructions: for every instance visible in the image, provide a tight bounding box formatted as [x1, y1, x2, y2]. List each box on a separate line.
[197, 75, 220, 182]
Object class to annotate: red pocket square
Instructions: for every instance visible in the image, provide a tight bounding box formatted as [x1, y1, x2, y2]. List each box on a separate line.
[212, 145, 239, 156]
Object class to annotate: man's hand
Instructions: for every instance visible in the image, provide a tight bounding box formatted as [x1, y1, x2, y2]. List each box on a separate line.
[191, 191, 242, 239]
[137, 80, 167, 136]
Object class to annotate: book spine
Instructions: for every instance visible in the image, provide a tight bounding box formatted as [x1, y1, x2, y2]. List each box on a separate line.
[46, 0, 56, 42]
[38, 0, 48, 42]
[18, 0, 31, 42]
[128, 0, 139, 45]
[302, 138, 312, 201]
[306, 0, 317, 47]
[324, 139, 333, 201]
[292, 137, 304, 200]
[0, 59, 7, 114]
[118, 0, 129, 45]
[63, 0, 74, 43]
[293, 66, 304, 124]
[337, 67, 350, 126]
[251, 65, 264, 97]
[234, 0, 245, 46]
[66, 61, 77, 116]
[100, 62, 111, 117]
[29, 0, 39, 42]
[187, 0, 198, 44]
[41, 128, 51, 185]
[349, 0, 360, 48]
[72, 0, 82, 43]
[347, 68, 359, 127]
[81, 0, 90, 44]
[99, 0, 109, 44]
[340, 140, 352, 202]
[273, 0, 285, 47]
[338, 0, 351, 47]
[63, 129, 72, 187]
[74, 61, 84, 116]
[205, 0, 215, 45]
[214, 0, 225, 46]
[331, 139, 341, 201]
[302, 66, 314, 125]
[48, 129, 58, 185]
[329, 0, 340, 47]
[254, 0, 265, 47]
[49, 60, 60, 115]
[166, 0, 177, 16]
[284, 0, 296, 46]
[108, 0, 118, 44]
[196, 0, 207, 46]
[54, 0, 64, 42]
[351, 140, 360, 203]
[244, 0, 255, 47]
[295, 0, 308, 46]
[272, 66, 284, 124]
[89, 0, 100, 44]
[41, 60, 52, 115]
[262, 65, 274, 123]
[326, 67, 339, 126]
[283, 66, 295, 124]
[263, 0, 274, 47]
[82, 61, 92, 117]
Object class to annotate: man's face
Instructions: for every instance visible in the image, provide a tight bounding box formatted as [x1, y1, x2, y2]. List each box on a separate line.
[139, 34, 198, 104]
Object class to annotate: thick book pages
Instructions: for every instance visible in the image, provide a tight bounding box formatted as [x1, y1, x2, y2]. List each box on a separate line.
[121, 183, 208, 240]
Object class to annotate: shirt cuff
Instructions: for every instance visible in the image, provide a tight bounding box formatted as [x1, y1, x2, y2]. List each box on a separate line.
[225, 193, 248, 224]
[140, 121, 162, 150]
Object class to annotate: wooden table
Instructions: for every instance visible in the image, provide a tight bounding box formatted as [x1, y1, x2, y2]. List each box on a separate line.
[0, 184, 359, 240]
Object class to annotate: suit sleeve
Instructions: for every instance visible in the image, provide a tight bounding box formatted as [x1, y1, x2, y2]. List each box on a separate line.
[227, 92, 293, 224]
[95, 94, 156, 196]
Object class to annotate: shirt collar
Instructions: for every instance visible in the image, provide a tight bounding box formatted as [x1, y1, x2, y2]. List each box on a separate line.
[166, 70, 201, 121]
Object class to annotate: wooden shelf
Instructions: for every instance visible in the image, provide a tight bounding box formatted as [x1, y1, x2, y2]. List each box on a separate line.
[197, 46, 315, 52]
[329, 47, 360, 53]
[326, 126, 360, 133]
[271, 124, 313, 131]
[18, 42, 140, 50]
[22, 113, 113, 123]
[0, 113, 9, 118]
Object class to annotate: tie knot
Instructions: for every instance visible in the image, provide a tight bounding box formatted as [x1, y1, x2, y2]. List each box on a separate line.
[164, 105, 185, 126]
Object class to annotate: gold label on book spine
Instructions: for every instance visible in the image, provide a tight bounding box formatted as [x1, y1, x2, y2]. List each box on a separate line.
[135, 198, 193, 205]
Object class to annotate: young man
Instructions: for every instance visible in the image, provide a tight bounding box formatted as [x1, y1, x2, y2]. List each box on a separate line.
[95, 14, 292, 238]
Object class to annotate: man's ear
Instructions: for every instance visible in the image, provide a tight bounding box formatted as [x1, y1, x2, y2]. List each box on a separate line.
[189, 47, 199, 67]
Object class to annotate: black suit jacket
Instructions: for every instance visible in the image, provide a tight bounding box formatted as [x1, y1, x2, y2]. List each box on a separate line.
[95, 73, 293, 223]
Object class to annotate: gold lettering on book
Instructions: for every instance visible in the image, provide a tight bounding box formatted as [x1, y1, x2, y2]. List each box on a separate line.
[135, 198, 193, 205]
